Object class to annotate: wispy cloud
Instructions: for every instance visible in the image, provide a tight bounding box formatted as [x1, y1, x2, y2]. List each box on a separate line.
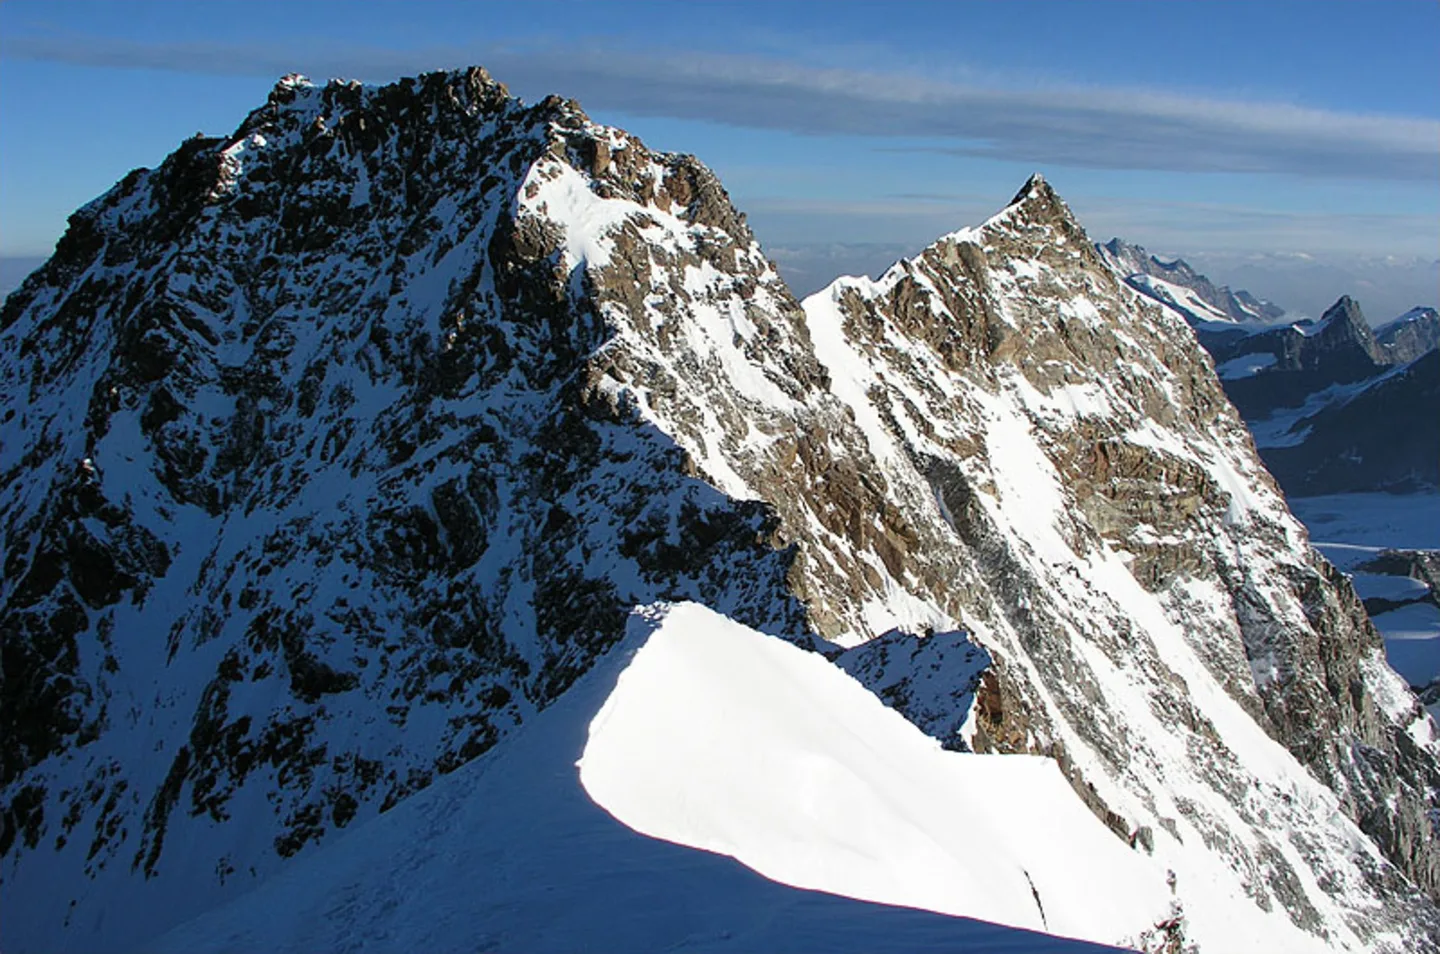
[4, 33, 1437, 181]
[1069, 197, 1440, 255]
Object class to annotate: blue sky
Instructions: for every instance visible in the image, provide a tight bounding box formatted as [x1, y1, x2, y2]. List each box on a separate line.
[1, 0, 1436, 312]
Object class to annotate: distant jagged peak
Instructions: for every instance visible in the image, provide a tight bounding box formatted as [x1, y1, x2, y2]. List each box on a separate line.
[1314, 295, 1375, 339]
[1378, 304, 1440, 334]
[1373, 304, 1440, 363]
[1097, 235, 1286, 325]
[1389, 304, 1440, 323]
[1099, 236, 1198, 278]
[1320, 294, 1365, 324]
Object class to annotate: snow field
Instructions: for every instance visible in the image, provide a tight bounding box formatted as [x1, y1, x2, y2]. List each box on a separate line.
[580, 603, 1172, 945]
[147, 603, 1122, 954]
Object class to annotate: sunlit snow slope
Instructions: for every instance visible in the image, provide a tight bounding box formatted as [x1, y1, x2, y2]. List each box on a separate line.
[580, 603, 1172, 946]
[148, 604, 1121, 954]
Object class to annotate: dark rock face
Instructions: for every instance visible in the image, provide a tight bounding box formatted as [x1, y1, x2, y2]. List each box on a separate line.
[3, 71, 1439, 953]
[1259, 350, 1439, 494]
[1377, 307, 1440, 365]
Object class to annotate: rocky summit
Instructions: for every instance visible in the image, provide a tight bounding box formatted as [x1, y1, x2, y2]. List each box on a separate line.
[3, 67, 1439, 952]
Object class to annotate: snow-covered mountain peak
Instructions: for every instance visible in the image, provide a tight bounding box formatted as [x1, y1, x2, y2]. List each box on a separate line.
[1097, 237, 1286, 327]
[4, 67, 1440, 953]
[795, 182, 1440, 947]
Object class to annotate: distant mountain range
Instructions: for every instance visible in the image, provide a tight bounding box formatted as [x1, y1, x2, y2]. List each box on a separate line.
[1100, 239, 1439, 496]
[1099, 238, 1285, 325]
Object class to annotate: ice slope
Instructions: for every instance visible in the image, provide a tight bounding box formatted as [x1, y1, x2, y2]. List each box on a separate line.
[149, 603, 1121, 954]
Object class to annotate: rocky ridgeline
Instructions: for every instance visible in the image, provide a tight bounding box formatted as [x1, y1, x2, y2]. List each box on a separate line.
[1103, 240, 1439, 496]
[1098, 237, 1285, 325]
[2, 68, 1439, 951]
[795, 179, 1440, 947]
[1378, 307, 1440, 365]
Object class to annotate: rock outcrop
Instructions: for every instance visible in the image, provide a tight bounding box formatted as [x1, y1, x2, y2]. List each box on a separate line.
[1377, 306, 1440, 365]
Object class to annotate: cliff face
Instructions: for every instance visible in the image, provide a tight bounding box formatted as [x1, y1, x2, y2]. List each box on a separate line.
[2, 69, 1438, 952]
[1377, 307, 1440, 364]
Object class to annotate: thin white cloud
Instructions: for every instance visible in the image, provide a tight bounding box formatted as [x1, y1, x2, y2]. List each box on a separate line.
[4, 33, 1437, 180]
